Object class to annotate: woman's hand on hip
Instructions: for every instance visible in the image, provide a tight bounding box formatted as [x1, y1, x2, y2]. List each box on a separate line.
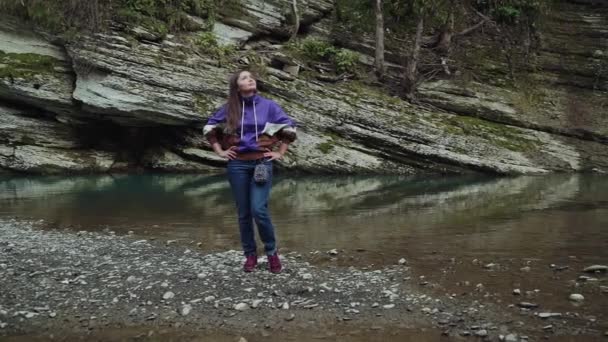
[218, 146, 238, 160]
[263, 151, 283, 161]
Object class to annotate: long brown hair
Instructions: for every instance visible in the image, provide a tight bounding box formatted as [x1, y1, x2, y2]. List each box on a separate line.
[226, 69, 256, 131]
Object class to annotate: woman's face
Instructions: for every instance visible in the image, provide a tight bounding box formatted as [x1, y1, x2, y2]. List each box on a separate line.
[237, 71, 257, 94]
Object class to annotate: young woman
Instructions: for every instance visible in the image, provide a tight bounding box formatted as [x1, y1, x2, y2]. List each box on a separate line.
[203, 70, 296, 273]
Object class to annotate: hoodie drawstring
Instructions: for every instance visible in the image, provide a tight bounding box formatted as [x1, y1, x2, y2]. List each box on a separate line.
[240, 99, 258, 142]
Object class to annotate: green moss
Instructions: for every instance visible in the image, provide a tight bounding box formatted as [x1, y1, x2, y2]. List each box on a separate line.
[192, 93, 215, 114]
[316, 141, 335, 154]
[442, 115, 538, 152]
[0, 51, 62, 79]
[508, 75, 547, 114]
[218, 0, 246, 19]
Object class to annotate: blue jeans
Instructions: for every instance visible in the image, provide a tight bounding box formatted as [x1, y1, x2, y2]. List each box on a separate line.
[227, 159, 276, 257]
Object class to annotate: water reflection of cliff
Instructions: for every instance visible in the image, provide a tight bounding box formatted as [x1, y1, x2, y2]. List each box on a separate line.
[1, 174, 607, 259]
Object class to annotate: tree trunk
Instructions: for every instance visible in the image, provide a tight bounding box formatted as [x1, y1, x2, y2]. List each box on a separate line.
[403, 16, 424, 101]
[374, 0, 385, 78]
[289, 0, 300, 41]
[436, 2, 454, 55]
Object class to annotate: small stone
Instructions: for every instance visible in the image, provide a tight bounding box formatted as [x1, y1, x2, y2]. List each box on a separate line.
[371, 303, 379, 308]
[204, 296, 215, 303]
[543, 325, 553, 330]
[238, 337, 247, 342]
[383, 304, 395, 309]
[181, 304, 192, 316]
[160, 282, 169, 288]
[583, 265, 607, 273]
[126, 276, 137, 283]
[513, 289, 521, 295]
[475, 329, 488, 337]
[328, 249, 339, 255]
[162, 291, 175, 300]
[505, 333, 518, 342]
[252, 299, 263, 308]
[0, 322, 7, 329]
[301, 273, 313, 280]
[25, 312, 36, 319]
[282, 302, 290, 310]
[484, 263, 496, 269]
[600, 286, 608, 293]
[517, 302, 538, 309]
[520, 266, 531, 272]
[538, 312, 561, 318]
[569, 293, 584, 302]
[398, 258, 407, 265]
[197, 273, 206, 279]
[49, 312, 56, 318]
[235, 303, 249, 311]
[285, 313, 295, 321]
[579, 275, 599, 282]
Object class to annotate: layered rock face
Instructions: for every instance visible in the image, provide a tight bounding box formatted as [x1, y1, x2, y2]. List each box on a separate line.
[0, 0, 606, 175]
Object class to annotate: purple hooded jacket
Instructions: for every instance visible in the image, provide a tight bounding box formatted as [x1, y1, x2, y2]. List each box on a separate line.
[203, 94, 297, 153]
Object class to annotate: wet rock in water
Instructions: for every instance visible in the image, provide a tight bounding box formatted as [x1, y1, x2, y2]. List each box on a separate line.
[513, 289, 521, 295]
[538, 312, 562, 319]
[517, 302, 539, 309]
[328, 249, 339, 255]
[181, 304, 192, 316]
[398, 258, 407, 265]
[234, 303, 248, 311]
[569, 294, 584, 302]
[583, 265, 607, 273]
[162, 291, 175, 300]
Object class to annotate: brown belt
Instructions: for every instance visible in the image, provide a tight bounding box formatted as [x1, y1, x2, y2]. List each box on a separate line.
[234, 151, 266, 161]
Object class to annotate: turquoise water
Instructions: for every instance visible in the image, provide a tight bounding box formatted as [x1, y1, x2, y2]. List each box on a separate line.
[1, 173, 607, 265]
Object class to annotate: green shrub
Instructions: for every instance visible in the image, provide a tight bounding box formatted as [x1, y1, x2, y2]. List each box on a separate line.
[193, 31, 235, 63]
[0, 0, 218, 35]
[290, 37, 359, 75]
[332, 49, 359, 74]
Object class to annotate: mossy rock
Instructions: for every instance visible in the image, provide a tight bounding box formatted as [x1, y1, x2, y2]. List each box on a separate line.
[0, 51, 63, 79]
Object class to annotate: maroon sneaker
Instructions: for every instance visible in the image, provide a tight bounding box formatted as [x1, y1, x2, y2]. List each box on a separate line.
[268, 252, 282, 274]
[244, 255, 257, 272]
